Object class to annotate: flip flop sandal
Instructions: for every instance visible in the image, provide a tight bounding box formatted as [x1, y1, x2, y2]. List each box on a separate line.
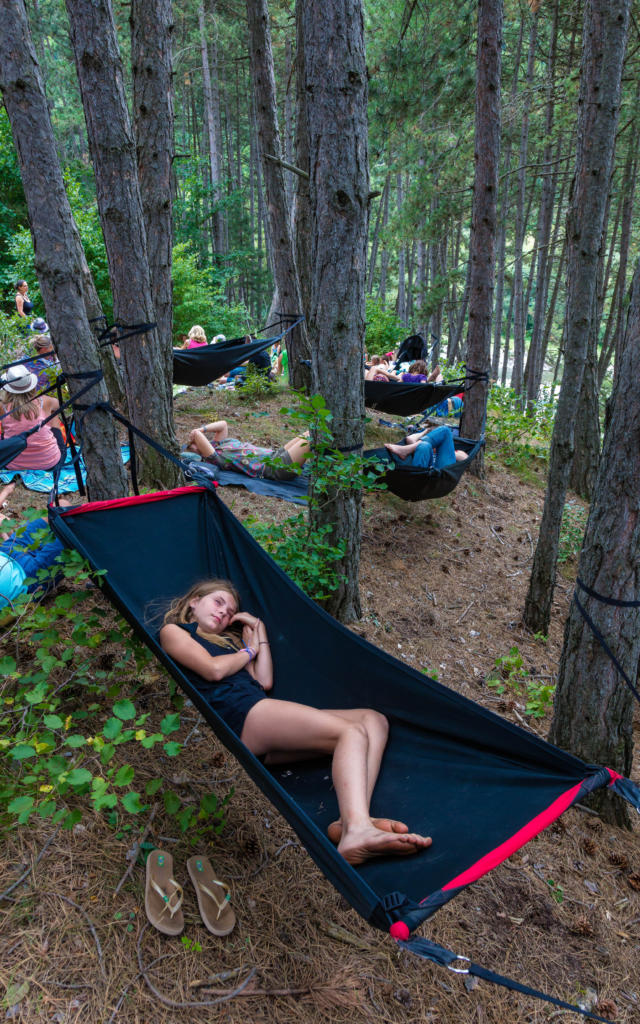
[187, 855, 236, 936]
[145, 849, 184, 936]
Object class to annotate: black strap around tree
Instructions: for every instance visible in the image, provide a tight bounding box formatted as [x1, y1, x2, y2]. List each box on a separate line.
[573, 579, 640, 707]
[398, 936, 615, 1023]
[96, 320, 157, 348]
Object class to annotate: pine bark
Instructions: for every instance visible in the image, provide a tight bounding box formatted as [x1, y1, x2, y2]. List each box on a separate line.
[301, 0, 369, 622]
[510, 12, 537, 397]
[524, 0, 631, 635]
[131, 0, 174, 352]
[198, 2, 224, 256]
[246, 0, 310, 389]
[548, 254, 640, 828]
[460, 0, 503, 475]
[65, 0, 180, 490]
[0, 0, 127, 500]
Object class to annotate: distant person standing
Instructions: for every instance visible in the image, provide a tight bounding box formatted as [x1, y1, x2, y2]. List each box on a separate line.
[15, 281, 33, 320]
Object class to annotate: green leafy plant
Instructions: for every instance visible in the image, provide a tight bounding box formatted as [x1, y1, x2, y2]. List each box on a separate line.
[546, 877, 564, 904]
[486, 645, 555, 718]
[235, 362, 279, 400]
[0, 520, 231, 835]
[486, 384, 554, 477]
[558, 500, 588, 563]
[365, 297, 407, 355]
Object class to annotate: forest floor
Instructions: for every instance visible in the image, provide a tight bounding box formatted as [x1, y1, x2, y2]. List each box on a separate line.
[1, 382, 639, 1024]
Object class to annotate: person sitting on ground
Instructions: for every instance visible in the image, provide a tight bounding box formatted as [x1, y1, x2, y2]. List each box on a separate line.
[0, 482, 70, 609]
[159, 578, 433, 866]
[0, 365, 65, 473]
[400, 360, 444, 384]
[385, 424, 468, 470]
[181, 325, 208, 350]
[28, 334, 58, 388]
[225, 335, 273, 385]
[186, 421, 310, 482]
[212, 333, 226, 344]
[15, 280, 33, 320]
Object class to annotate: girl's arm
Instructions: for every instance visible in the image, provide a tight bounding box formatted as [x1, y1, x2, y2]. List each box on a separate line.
[159, 623, 256, 682]
[16, 294, 24, 317]
[233, 613, 273, 692]
[42, 395, 60, 416]
[202, 420, 228, 441]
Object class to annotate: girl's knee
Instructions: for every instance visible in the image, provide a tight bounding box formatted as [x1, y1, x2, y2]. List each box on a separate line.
[360, 708, 388, 737]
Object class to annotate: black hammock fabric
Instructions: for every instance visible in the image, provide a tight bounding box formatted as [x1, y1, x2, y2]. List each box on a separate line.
[366, 434, 484, 502]
[364, 379, 461, 416]
[48, 485, 639, 938]
[0, 434, 28, 470]
[173, 334, 276, 387]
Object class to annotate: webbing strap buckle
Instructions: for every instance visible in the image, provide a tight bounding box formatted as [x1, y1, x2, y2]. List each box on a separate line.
[447, 955, 471, 975]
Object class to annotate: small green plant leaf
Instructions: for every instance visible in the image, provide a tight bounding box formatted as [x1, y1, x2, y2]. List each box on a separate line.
[114, 765, 135, 788]
[160, 712, 181, 735]
[121, 791, 145, 813]
[113, 699, 136, 721]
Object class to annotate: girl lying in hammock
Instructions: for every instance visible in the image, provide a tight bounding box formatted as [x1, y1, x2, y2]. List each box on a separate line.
[159, 579, 432, 866]
[385, 424, 468, 470]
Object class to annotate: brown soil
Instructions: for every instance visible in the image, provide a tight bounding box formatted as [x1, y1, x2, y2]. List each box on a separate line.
[1, 385, 638, 1024]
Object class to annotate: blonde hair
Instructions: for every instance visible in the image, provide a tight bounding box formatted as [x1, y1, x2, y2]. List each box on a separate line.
[163, 579, 242, 649]
[0, 386, 40, 421]
[188, 325, 207, 344]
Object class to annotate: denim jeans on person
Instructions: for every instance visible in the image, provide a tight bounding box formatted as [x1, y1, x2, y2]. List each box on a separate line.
[0, 518, 65, 594]
[407, 425, 456, 470]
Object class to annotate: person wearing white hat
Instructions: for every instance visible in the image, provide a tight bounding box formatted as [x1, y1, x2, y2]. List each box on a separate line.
[0, 364, 65, 471]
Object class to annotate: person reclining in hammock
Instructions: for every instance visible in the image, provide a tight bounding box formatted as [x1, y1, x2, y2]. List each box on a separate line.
[0, 482, 70, 610]
[185, 420, 310, 482]
[159, 579, 432, 866]
[385, 424, 468, 470]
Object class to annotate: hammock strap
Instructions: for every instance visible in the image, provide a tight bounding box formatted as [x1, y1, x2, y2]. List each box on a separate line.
[573, 581, 640, 707]
[397, 936, 615, 1023]
[69, 400, 206, 499]
[96, 321, 157, 347]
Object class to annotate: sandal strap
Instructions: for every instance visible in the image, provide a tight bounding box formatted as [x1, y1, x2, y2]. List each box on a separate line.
[198, 880, 231, 919]
[150, 877, 183, 918]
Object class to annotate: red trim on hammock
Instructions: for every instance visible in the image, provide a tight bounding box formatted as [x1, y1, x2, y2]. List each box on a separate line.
[56, 486, 208, 517]
[607, 767, 623, 784]
[439, 779, 584, 894]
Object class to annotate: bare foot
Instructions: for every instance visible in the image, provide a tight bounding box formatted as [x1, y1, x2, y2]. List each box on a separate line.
[327, 817, 409, 845]
[338, 825, 432, 866]
[384, 442, 411, 460]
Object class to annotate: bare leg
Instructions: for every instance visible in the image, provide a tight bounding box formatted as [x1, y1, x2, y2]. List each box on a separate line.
[241, 700, 431, 865]
[282, 434, 310, 467]
[0, 481, 16, 506]
[324, 709, 408, 842]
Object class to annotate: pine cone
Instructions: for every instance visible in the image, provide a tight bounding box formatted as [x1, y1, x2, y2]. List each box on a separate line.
[608, 852, 629, 870]
[243, 836, 261, 859]
[595, 1000, 618, 1019]
[582, 837, 597, 856]
[570, 915, 594, 937]
[626, 872, 640, 891]
[586, 816, 602, 831]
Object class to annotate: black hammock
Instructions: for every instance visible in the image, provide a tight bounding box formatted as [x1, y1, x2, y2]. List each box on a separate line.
[172, 316, 303, 388]
[366, 433, 484, 501]
[48, 485, 639, 937]
[364, 378, 462, 416]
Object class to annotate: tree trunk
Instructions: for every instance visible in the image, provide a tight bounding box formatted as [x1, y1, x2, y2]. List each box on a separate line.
[378, 179, 390, 307]
[246, 0, 310, 389]
[523, 0, 631, 635]
[198, 2, 224, 257]
[568, 321, 601, 499]
[301, 0, 369, 622]
[510, 11, 538, 397]
[131, 0, 174, 352]
[367, 172, 389, 295]
[548, 254, 640, 828]
[0, 0, 127, 501]
[293, 0, 311, 329]
[395, 174, 406, 323]
[65, 0, 180, 490]
[524, 8, 558, 407]
[460, 0, 503, 476]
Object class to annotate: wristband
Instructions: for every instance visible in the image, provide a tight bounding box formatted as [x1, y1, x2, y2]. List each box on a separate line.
[240, 646, 256, 661]
[259, 641, 270, 646]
